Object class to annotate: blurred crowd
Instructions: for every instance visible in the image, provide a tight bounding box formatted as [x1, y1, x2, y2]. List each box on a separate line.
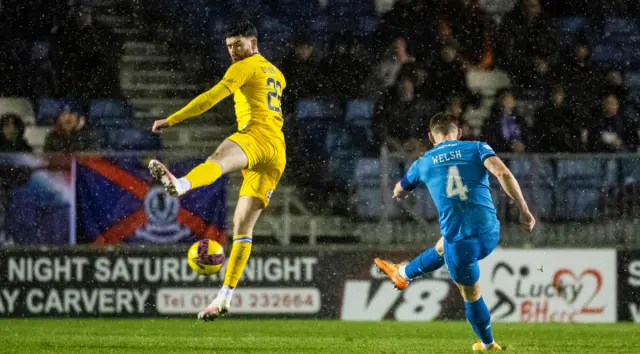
[277, 0, 640, 157]
[1, 0, 639, 159]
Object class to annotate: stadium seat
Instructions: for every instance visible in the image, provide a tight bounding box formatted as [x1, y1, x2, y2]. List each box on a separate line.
[0, 98, 35, 125]
[625, 71, 640, 88]
[106, 127, 162, 151]
[30, 41, 50, 62]
[88, 99, 132, 127]
[353, 157, 402, 218]
[345, 99, 374, 121]
[555, 17, 589, 34]
[276, 0, 321, 19]
[260, 17, 292, 42]
[344, 99, 375, 153]
[592, 43, 628, 63]
[555, 159, 616, 220]
[327, 0, 376, 17]
[604, 18, 638, 34]
[36, 98, 83, 125]
[466, 70, 511, 95]
[508, 158, 555, 219]
[295, 99, 341, 120]
[296, 99, 341, 159]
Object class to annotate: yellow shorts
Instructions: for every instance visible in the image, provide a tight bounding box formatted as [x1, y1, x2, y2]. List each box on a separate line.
[227, 129, 286, 206]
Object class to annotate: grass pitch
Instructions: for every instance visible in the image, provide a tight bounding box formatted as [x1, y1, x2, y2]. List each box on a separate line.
[0, 319, 638, 353]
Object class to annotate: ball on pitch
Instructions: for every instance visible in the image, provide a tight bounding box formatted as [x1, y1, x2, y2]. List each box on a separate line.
[187, 239, 225, 275]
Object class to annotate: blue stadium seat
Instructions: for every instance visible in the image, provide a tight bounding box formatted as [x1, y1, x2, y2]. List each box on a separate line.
[276, 0, 321, 19]
[106, 128, 162, 151]
[555, 159, 616, 220]
[30, 42, 50, 62]
[345, 99, 374, 121]
[604, 18, 638, 34]
[296, 99, 341, 120]
[88, 99, 132, 127]
[592, 43, 628, 63]
[327, 0, 376, 17]
[36, 98, 83, 125]
[260, 17, 292, 42]
[344, 99, 375, 153]
[353, 157, 402, 218]
[508, 158, 555, 219]
[88, 99, 130, 119]
[296, 99, 341, 159]
[555, 17, 588, 34]
[411, 186, 438, 219]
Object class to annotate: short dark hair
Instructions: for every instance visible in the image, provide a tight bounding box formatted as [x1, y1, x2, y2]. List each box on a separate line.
[225, 20, 258, 38]
[429, 112, 459, 135]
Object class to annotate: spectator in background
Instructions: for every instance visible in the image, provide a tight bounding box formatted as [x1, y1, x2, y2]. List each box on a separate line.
[532, 86, 586, 152]
[601, 67, 640, 120]
[556, 39, 603, 116]
[372, 37, 416, 91]
[280, 35, 321, 111]
[438, 0, 495, 70]
[587, 94, 636, 152]
[319, 33, 367, 102]
[428, 39, 468, 101]
[44, 111, 97, 153]
[442, 94, 475, 141]
[0, 114, 32, 152]
[372, 74, 435, 155]
[51, 5, 122, 101]
[374, 0, 433, 60]
[482, 89, 528, 153]
[496, 0, 557, 79]
[513, 55, 553, 100]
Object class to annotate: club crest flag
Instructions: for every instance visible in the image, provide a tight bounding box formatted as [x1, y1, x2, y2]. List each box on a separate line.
[75, 156, 226, 245]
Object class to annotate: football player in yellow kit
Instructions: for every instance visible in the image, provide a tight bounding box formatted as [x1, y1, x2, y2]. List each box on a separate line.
[148, 21, 286, 321]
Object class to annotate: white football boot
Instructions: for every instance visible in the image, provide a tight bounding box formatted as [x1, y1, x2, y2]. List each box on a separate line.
[148, 159, 186, 197]
[197, 295, 231, 321]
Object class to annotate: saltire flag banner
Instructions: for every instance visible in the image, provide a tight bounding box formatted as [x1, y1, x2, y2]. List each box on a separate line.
[76, 156, 226, 245]
[0, 153, 73, 245]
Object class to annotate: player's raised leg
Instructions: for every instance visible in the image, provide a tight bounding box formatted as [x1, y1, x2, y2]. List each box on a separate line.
[198, 195, 263, 321]
[149, 139, 248, 196]
[375, 237, 445, 290]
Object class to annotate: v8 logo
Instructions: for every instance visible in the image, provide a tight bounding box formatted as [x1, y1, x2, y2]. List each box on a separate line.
[340, 279, 451, 321]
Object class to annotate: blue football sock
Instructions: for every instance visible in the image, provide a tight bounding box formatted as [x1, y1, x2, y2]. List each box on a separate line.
[465, 296, 494, 345]
[404, 247, 445, 279]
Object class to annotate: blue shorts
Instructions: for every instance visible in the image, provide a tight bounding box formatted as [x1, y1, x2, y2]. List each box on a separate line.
[443, 225, 500, 286]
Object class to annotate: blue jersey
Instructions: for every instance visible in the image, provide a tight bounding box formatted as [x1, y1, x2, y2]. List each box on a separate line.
[401, 140, 499, 242]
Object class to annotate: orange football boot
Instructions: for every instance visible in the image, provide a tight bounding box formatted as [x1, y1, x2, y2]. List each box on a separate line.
[374, 258, 409, 290]
[472, 341, 503, 351]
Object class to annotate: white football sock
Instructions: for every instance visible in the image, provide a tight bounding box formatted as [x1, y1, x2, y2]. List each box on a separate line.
[177, 177, 191, 194]
[399, 265, 409, 281]
[482, 341, 495, 349]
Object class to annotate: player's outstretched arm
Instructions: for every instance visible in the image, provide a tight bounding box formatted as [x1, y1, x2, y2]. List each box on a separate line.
[151, 84, 232, 133]
[484, 156, 536, 232]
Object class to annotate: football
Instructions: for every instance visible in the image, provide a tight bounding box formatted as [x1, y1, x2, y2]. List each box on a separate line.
[187, 239, 225, 275]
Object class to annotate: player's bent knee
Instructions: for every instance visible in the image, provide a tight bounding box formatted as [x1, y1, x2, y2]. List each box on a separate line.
[458, 282, 482, 302]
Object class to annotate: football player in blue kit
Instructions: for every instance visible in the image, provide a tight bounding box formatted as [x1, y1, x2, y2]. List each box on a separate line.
[375, 112, 536, 351]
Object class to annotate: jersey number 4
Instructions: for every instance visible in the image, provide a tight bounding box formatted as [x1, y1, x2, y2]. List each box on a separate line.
[446, 166, 469, 201]
[266, 77, 283, 113]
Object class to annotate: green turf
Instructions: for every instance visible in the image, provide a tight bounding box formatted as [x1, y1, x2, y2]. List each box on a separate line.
[0, 319, 638, 353]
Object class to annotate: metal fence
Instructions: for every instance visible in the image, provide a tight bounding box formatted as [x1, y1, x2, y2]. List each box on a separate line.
[0, 151, 638, 247]
[371, 149, 640, 248]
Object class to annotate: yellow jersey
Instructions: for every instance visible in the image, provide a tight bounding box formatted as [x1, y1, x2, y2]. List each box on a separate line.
[220, 54, 286, 137]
